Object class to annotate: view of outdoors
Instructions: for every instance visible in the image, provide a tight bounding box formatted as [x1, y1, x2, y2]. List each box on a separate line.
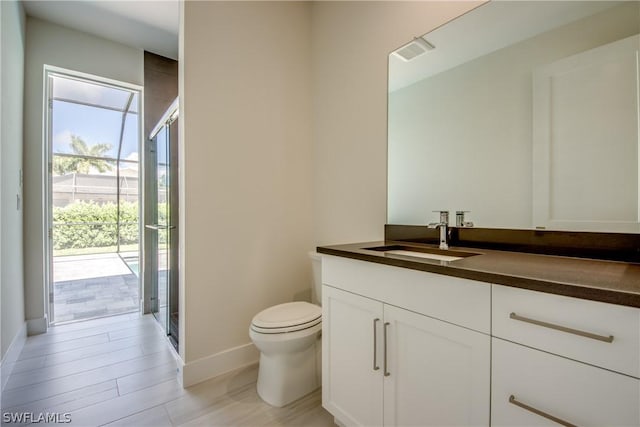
[50, 73, 141, 323]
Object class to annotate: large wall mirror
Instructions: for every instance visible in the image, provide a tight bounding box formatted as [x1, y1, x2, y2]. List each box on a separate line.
[388, 1, 640, 233]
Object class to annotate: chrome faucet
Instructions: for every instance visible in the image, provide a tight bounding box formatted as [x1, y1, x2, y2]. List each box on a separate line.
[428, 210, 449, 250]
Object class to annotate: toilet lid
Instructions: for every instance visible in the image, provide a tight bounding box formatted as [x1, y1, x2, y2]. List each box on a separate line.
[251, 302, 321, 334]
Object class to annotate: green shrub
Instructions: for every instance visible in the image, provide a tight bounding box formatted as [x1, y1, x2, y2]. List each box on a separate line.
[52, 201, 140, 250]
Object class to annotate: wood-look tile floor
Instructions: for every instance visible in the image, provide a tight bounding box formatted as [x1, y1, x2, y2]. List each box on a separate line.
[1, 314, 335, 426]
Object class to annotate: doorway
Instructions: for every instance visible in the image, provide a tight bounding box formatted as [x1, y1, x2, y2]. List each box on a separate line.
[146, 98, 179, 350]
[46, 68, 142, 324]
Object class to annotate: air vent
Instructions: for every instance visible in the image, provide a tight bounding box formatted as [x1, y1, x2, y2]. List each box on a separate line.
[393, 37, 435, 62]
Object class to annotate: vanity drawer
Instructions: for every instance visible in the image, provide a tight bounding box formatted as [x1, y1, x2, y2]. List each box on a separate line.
[492, 284, 640, 378]
[492, 338, 639, 427]
[322, 255, 490, 334]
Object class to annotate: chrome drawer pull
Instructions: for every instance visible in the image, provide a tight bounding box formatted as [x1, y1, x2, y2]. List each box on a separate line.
[509, 312, 614, 343]
[509, 395, 577, 427]
[383, 322, 390, 377]
[373, 318, 380, 371]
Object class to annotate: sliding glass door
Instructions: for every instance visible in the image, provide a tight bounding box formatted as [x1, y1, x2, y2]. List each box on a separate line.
[148, 125, 170, 326]
[146, 99, 179, 350]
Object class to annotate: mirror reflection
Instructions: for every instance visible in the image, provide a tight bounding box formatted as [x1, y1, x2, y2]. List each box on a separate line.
[388, 1, 640, 232]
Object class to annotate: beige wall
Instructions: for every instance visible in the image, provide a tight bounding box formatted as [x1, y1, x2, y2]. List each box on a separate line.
[1, 0, 26, 359]
[310, 1, 481, 245]
[180, 1, 313, 366]
[179, 1, 481, 383]
[23, 17, 143, 328]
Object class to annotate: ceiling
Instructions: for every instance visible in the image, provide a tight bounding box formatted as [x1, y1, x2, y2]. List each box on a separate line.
[22, 0, 179, 60]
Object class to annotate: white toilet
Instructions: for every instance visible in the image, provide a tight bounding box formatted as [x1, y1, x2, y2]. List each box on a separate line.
[249, 252, 322, 407]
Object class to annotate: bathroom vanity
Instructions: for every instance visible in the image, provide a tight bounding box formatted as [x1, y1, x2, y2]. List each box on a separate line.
[325, 1, 640, 424]
[317, 241, 640, 426]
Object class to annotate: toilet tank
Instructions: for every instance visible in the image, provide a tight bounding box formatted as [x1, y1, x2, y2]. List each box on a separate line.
[309, 251, 322, 305]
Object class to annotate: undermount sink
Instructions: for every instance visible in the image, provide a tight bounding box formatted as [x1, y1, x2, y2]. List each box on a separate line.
[363, 245, 480, 262]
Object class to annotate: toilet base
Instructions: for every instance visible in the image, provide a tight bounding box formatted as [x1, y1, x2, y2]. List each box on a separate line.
[256, 341, 319, 407]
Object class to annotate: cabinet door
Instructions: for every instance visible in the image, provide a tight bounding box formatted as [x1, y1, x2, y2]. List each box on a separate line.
[322, 285, 384, 426]
[492, 338, 640, 427]
[383, 305, 490, 426]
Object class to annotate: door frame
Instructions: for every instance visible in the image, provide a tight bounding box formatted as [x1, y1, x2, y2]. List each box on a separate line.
[43, 65, 144, 325]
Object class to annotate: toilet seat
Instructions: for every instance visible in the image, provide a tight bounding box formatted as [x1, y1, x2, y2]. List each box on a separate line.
[251, 302, 321, 334]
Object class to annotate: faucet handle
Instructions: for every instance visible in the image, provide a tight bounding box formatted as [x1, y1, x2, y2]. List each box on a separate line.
[455, 211, 473, 227]
[455, 211, 468, 227]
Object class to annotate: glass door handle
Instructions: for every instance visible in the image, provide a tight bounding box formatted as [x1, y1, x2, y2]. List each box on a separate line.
[145, 224, 176, 230]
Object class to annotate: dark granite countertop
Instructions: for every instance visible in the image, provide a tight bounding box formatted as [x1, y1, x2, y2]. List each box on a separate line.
[317, 241, 640, 308]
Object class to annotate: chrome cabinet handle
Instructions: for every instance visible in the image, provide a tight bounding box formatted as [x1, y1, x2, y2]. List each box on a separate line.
[509, 395, 577, 427]
[373, 318, 380, 371]
[383, 322, 390, 377]
[509, 312, 614, 343]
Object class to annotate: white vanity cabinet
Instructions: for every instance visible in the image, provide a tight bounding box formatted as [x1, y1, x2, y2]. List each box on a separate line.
[491, 285, 640, 426]
[492, 338, 640, 427]
[322, 255, 491, 427]
[382, 304, 490, 427]
[492, 285, 640, 378]
[322, 285, 384, 426]
[320, 253, 640, 426]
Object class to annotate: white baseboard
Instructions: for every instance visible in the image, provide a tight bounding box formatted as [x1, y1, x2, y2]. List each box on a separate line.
[334, 417, 347, 427]
[181, 342, 259, 388]
[26, 316, 47, 336]
[1, 322, 27, 391]
[175, 356, 185, 388]
[163, 334, 184, 388]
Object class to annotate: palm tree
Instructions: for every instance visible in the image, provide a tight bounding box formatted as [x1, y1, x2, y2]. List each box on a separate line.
[53, 135, 113, 175]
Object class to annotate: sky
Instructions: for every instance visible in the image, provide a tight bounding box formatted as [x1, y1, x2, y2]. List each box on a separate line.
[51, 76, 141, 164]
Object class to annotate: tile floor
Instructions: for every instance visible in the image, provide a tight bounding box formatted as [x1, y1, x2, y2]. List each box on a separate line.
[1, 314, 334, 426]
[52, 254, 139, 323]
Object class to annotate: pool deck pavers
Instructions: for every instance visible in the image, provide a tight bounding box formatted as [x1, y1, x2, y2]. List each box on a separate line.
[53, 253, 139, 323]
